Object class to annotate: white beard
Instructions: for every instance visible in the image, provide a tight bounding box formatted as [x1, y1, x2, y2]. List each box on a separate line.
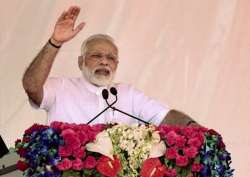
[81, 64, 115, 87]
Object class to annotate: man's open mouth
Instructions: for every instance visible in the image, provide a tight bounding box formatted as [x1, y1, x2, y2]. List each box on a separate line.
[95, 68, 110, 76]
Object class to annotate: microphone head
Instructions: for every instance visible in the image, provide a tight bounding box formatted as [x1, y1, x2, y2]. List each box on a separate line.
[110, 87, 117, 96]
[102, 89, 109, 99]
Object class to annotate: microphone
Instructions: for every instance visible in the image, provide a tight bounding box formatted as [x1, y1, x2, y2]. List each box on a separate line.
[102, 89, 109, 100]
[106, 87, 149, 125]
[110, 87, 117, 96]
[86, 89, 117, 124]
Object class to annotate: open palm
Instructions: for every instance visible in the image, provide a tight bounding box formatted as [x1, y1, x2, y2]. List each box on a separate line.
[52, 6, 85, 44]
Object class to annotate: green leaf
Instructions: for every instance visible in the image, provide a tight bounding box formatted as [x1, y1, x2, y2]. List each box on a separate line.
[62, 170, 81, 177]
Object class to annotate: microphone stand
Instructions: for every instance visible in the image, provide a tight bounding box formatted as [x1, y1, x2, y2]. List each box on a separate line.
[104, 95, 149, 125]
[86, 99, 117, 125]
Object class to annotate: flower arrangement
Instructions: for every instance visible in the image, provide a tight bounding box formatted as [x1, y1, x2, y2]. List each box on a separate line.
[15, 122, 234, 177]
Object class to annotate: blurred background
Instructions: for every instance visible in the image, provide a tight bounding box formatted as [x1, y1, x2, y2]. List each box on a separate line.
[0, 0, 249, 176]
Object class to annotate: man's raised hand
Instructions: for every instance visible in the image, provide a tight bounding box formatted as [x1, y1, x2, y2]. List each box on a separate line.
[51, 6, 85, 46]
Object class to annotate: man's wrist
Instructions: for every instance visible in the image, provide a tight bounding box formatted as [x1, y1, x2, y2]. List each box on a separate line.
[49, 37, 63, 48]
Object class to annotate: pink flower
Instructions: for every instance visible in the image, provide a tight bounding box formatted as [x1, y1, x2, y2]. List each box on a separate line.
[176, 155, 189, 167]
[61, 129, 81, 150]
[184, 146, 198, 158]
[84, 156, 97, 169]
[175, 135, 186, 148]
[73, 146, 86, 159]
[59, 146, 72, 157]
[50, 121, 63, 130]
[91, 124, 107, 132]
[72, 158, 84, 171]
[61, 123, 77, 130]
[165, 167, 177, 177]
[187, 137, 203, 148]
[165, 147, 178, 159]
[166, 131, 178, 146]
[87, 130, 99, 142]
[79, 124, 91, 132]
[78, 131, 89, 145]
[56, 158, 72, 171]
[182, 127, 197, 138]
[191, 163, 203, 172]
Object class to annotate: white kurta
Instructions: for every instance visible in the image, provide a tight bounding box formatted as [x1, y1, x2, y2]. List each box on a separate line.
[36, 77, 169, 125]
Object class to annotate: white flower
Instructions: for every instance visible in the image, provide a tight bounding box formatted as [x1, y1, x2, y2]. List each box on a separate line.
[149, 141, 166, 158]
[86, 131, 114, 159]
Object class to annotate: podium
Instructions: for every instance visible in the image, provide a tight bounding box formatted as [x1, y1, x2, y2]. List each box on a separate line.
[0, 136, 21, 176]
[0, 152, 21, 176]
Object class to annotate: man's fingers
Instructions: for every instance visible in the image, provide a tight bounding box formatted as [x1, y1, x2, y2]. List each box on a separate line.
[72, 8, 81, 27]
[72, 22, 85, 36]
[57, 10, 67, 22]
[72, 7, 81, 21]
[57, 6, 80, 24]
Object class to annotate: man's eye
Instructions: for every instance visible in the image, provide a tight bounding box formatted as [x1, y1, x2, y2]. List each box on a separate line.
[91, 54, 102, 58]
[107, 56, 115, 60]
[108, 55, 117, 61]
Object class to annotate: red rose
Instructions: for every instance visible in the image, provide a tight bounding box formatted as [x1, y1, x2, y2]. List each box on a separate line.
[165, 167, 177, 177]
[187, 137, 202, 148]
[16, 160, 29, 171]
[78, 131, 89, 145]
[61, 129, 81, 150]
[176, 155, 189, 167]
[84, 156, 97, 169]
[165, 147, 178, 159]
[96, 155, 121, 177]
[191, 163, 203, 172]
[140, 158, 166, 177]
[50, 121, 63, 131]
[91, 124, 107, 132]
[184, 146, 198, 158]
[24, 124, 48, 135]
[182, 127, 197, 138]
[61, 123, 77, 130]
[175, 135, 186, 148]
[59, 146, 72, 157]
[219, 139, 226, 149]
[17, 147, 27, 157]
[79, 124, 91, 132]
[208, 129, 219, 135]
[22, 137, 30, 143]
[73, 146, 86, 159]
[87, 130, 99, 142]
[166, 131, 178, 146]
[56, 158, 72, 171]
[72, 158, 84, 171]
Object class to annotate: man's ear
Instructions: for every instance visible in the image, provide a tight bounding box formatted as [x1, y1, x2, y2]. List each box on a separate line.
[78, 56, 84, 70]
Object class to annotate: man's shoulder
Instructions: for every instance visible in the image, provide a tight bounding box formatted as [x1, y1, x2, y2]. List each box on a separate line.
[115, 82, 142, 94]
[46, 77, 84, 89]
[115, 82, 132, 89]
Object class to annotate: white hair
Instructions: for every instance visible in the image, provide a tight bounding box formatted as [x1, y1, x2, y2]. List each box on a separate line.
[80, 34, 117, 56]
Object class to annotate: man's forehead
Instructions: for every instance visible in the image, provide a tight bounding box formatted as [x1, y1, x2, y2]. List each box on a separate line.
[86, 39, 118, 53]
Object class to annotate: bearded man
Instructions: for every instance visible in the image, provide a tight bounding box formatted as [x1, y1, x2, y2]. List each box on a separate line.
[22, 6, 198, 126]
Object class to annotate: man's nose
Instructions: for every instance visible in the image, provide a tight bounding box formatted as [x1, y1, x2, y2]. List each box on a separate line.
[99, 55, 109, 65]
